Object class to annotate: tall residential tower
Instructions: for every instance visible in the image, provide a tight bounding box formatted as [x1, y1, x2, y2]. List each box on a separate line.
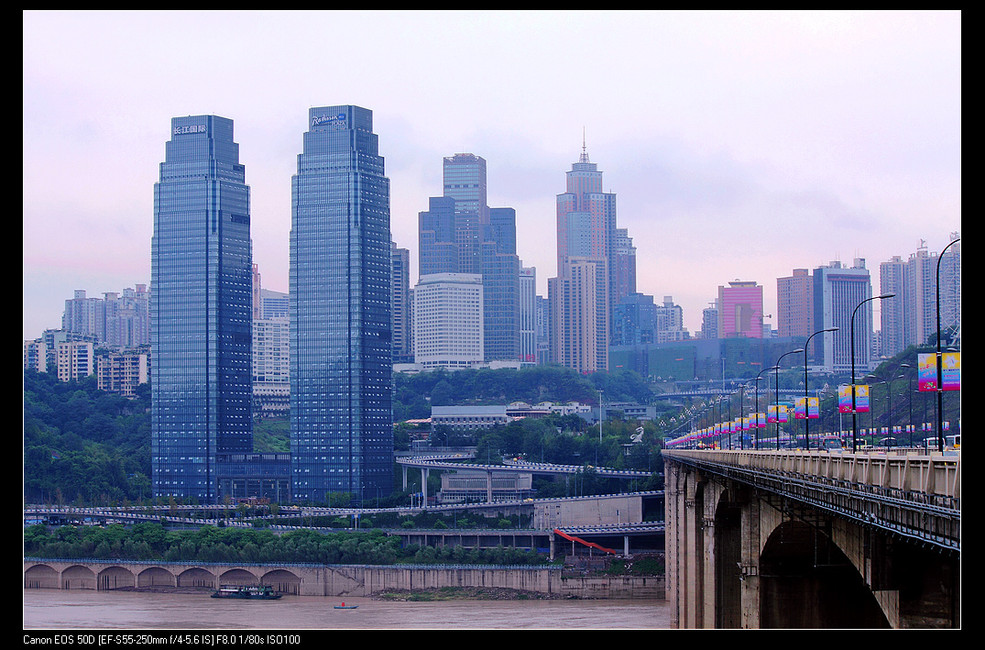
[289, 105, 393, 505]
[151, 115, 253, 502]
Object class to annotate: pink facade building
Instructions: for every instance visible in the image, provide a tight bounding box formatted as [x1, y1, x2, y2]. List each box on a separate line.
[717, 281, 765, 338]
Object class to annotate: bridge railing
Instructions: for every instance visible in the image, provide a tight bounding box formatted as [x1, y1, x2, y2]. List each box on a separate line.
[667, 448, 959, 499]
[663, 448, 960, 551]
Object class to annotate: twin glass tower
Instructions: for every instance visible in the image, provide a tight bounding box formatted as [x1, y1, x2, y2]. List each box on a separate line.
[151, 107, 393, 505]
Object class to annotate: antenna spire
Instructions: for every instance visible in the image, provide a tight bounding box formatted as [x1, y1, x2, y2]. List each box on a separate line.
[580, 127, 590, 163]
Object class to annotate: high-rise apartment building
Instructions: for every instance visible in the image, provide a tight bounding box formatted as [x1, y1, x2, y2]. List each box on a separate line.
[418, 154, 520, 363]
[96, 349, 149, 398]
[813, 259, 874, 373]
[550, 142, 616, 372]
[62, 286, 150, 348]
[23, 338, 48, 373]
[56, 340, 94, 382]
[151, 115, 253, 502]
[879, 233, 962, 355]
[777, 270, 814, 337]
[879, 256, 907, 357]
[290, 105, 393, 505]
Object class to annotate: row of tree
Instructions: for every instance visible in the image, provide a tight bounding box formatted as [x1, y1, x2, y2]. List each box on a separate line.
[23, 522, 549, 566]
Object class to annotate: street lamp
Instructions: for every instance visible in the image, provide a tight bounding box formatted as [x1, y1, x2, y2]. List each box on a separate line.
[804, 328, 837, 450]
[850, 293, 895, 452]
[934, 237, 960, 452]
[775, 349, 804, 448]
[754, 366, 774, 450]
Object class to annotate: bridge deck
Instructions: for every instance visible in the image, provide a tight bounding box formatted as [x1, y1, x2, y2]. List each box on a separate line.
[663, 448, 959, 551]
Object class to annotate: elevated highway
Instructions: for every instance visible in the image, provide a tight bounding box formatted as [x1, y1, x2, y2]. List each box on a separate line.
[396, 454, 652, 506]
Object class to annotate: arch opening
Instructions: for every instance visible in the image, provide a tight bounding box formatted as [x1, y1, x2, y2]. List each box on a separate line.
[759, 520, 889, 628]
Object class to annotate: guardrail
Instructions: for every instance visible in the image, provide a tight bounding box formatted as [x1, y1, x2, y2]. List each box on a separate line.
[663, 448, 960, 551]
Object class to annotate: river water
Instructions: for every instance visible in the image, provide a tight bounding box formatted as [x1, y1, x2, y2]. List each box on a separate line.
[23, 589, 672, 631]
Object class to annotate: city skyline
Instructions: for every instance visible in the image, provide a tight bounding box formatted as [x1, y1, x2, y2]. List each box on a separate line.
[23, 10, 961, 340]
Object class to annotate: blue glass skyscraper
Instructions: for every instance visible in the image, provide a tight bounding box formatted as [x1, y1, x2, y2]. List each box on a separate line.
[151, 115, 253, 502]
[290, 106, 393, 505]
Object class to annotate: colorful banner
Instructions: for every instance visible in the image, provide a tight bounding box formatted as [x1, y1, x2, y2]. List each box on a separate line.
[854, 385, 869, 413]
[918, 353, 937, 391]
[794, 397, 820, 419]
[942, 352, 960, 391]
[918, 352, 960, 392]
[838, 385, 853, 413]
[768, 404, 789, 423]
[753, 412, 766, 428]
[837, 385, 869, 412]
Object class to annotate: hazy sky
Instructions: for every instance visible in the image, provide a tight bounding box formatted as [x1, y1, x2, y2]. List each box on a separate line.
[23, 10, 961, 340]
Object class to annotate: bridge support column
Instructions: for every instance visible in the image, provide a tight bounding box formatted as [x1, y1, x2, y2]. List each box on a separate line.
[738, 495, 762, 628]
[667, 464, 712, 629]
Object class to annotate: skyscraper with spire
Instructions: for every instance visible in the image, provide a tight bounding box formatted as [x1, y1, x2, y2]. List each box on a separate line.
[549, 136, 616, 373]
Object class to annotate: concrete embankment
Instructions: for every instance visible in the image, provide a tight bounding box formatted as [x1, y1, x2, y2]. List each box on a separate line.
[24, 559, 664, 600]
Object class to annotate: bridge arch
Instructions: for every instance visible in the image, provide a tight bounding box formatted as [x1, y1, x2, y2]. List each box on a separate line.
[217, 567, 261, 585]
[262, 568, 302, 595]
[97, 565, 136, 590]
[177, 567, 216, 589]
[759, 519, 889, 628]
[62, 564, 96, 590]
[137, 566, 175, 588]
[24, 563, 59, 589]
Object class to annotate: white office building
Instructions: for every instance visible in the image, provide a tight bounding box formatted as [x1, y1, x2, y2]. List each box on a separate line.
[414, 273, 483, 370]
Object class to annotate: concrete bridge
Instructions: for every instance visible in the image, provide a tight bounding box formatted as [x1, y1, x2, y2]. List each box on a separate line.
[663, 448, 960, 628]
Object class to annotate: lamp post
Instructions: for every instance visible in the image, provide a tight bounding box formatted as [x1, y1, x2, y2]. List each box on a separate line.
[804, 328, 837, 450]
[867, 375, 885, 445]
[597, 389, 603, 464]
[775, 349, 803, 448]
[755, 366, 774, 450]
[934, 237, 960, 452]
[850, 293, 895, 452]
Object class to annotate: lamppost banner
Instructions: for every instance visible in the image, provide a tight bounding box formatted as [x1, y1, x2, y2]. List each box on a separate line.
[918, 352, 960, 391]
[838, 385, 869, 412]
[795, 397, 820, 419]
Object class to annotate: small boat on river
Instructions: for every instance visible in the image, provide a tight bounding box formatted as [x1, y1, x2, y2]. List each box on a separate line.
[211, 584, 282, 600]
[333, 602, 358, 610]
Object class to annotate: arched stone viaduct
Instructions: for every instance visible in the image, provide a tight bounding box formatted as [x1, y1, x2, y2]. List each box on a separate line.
[23, 560, 662, 600]
[663, 449, 959, 629]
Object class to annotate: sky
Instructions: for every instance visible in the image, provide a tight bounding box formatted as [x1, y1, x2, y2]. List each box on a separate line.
[23, 10, 961, 341]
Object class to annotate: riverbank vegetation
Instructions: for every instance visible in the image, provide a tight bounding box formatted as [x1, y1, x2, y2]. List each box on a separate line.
[23, 521, 550, 567]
